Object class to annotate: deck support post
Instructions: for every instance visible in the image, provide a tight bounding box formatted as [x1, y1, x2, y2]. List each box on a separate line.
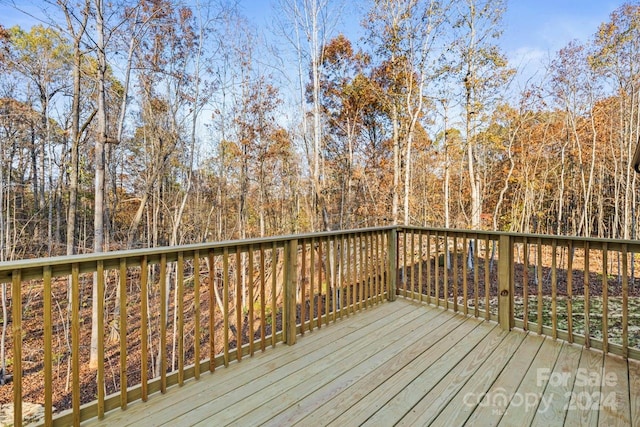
[284, 239, 298, 345]
[498, 234, 514, 331]
[387, 228, 398, 302]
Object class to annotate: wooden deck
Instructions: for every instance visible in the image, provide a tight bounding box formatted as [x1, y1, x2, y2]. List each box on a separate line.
[83, 299, 640, 427]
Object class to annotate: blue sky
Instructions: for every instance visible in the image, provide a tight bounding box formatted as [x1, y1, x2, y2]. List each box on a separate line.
[237, 0, 624, 84]
[502, 1, 621, 80]
[0, 0, 626, 80]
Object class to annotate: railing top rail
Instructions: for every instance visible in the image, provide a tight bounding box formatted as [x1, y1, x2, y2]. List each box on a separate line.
[5, 223, 640, 282]
[399, 225, 640, 249]
[0, 226, 396, 281]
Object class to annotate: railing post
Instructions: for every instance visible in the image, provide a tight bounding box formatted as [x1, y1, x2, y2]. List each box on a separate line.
[284, 239, 298, 345]
[498, 234, 514, 331]
[387, 228, 397, 302]
[12, 270, 22, 427]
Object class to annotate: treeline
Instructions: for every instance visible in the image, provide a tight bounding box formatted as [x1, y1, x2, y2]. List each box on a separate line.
[0, 0, 639, 261]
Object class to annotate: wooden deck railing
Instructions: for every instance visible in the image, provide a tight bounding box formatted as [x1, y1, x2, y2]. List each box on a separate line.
[396, 226, 640, 361]
[3, 225, 640, 425]
[0, 228, 392, 426]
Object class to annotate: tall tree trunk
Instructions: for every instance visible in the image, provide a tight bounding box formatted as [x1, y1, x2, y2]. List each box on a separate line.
[392, 104, 400, 225]
[91, 0, 108, 369]
[62, 0, 89, 258]
[39, 96, 47, 244]
[310, 1, 327, 232]
[464, 35, 481, 229]
[443, 102, 450, 230]
[30, 127, 39, 241]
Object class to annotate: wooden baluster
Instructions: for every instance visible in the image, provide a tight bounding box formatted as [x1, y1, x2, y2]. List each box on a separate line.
[309, 239, 315, 330]
[358, 233, 364, 310]
[333, 236, 338, 321]
[222, 248, 230, 366]
[453, 235, 459, 312]
[177, 253, 185, 384]
[444, 232, 449, 310]
[360, 233, 363, 305]
[260, 245, 267, 349]
[119, 259, 128, 406]
[271, 242, 277, 346]
[522, 239, 528, 331]
[318, 239, 324, 324]
[551, 240, 557, 340]
[584, 243, 590, 349]
[340, 235, 346, 314]
[207, 250, 216, 372]
[403, 230, 408, 294]
[301, 241, 307, 330]
[346, 235, 352, 314]
[435, 232, 440, 307]
[193, 253, 201, 379]
[139, 257, 148, 398]
[43, 266, 53, 424]
[366, 232, 371, 306]
[409, 230, 416, 300]
[72, 263, 80, 424]
[248, 247, 254, 354]
[387, 229, 397, 302]
[418, 231, 424, 303]
[567, 241, 573, 344]
[235, 248, 242, 362]
[602, 243, 608, 354]
[160, 254, 167, 392]
[369, 232, 375, 306]
[461, 235, 467, 315]
[12, 270, 22, 427]
[537, 239, 543, 335]
[484, 237, 490, 320]
[340, 235, 349, 316]
[374, 233, 382, 304]
[622, 244, 629, 358]
[426, 232, 432, 305]
[474, 236, 479, 318]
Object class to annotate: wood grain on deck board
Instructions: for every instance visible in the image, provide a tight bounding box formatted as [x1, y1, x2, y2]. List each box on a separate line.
[497, 337, 564, 427]
[562, 347, 603, 427]
[161, 302, 432, 426]
[260, 311, 466, 426]
[428, 329, 527, 427]
[234, 311, 462, 427]
[327, 318, 489, 426]
[530, 343, 582, 427]
[360, 321, 498, 426]
[89, 300, 404, 426]
[465, 333, 546, 426]
[396, 325, 510, 427]
[80, 300, 639, 427]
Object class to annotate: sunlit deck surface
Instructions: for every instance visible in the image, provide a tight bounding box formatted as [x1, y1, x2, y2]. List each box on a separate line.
[84, 299, 640, 427]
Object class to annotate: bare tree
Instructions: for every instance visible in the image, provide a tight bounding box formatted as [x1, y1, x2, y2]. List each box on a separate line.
[454, 0, 512, 230]
[276, 0, 342, 231]
[364, 0, 450, 225]
[59, 0, 91, 257]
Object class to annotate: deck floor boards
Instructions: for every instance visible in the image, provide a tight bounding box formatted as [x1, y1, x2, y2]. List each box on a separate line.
[83, 299, 640, 427]
[498, 338, 565, 427]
